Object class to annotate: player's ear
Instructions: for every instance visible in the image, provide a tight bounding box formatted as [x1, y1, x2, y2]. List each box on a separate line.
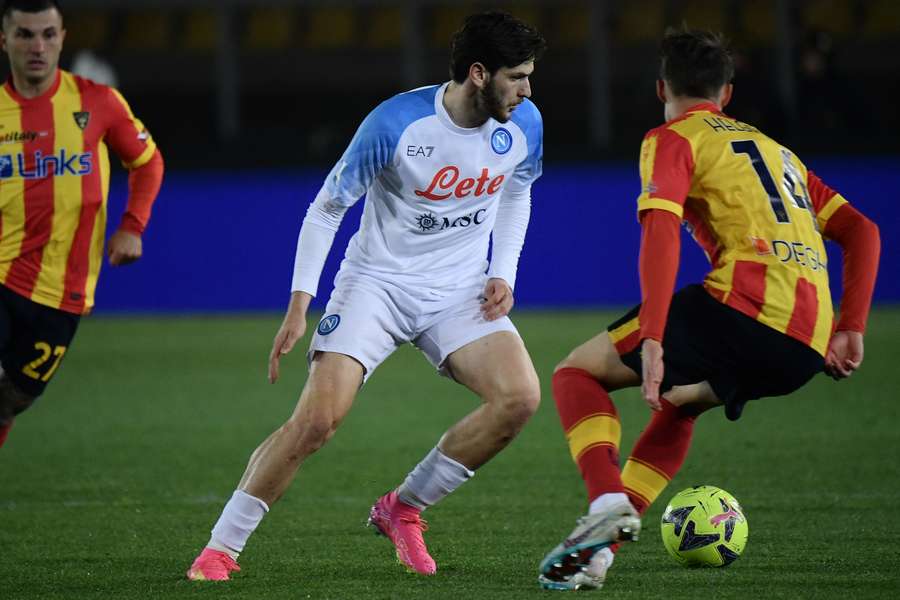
[719, 83, 733, 109]
[469, 62, 489, 90]
[656, 79, 667, 103]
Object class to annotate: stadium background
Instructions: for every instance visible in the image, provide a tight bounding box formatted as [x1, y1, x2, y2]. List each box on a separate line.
[12, 0, 892, 312]
[2, 2, 899, 599]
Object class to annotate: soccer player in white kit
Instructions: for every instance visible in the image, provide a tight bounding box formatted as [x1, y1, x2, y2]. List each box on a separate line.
[187, 11, 546, 581]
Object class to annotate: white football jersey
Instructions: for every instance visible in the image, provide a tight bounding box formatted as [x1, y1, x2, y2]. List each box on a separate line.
[314, 82, 543, 301]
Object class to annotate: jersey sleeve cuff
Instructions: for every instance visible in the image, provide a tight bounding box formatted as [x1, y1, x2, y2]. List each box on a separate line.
[636, 197, 684, 219]
[123, 142, 158, 170]
[118, 213, 144, 235]
[638, 330, 664, 342]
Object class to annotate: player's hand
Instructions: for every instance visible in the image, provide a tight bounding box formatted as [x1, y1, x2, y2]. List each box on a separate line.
[641, 338, 664, 411]
[268, 292, 312, 384]
[107, 230, 142, 266]
[824, 330, 864, 380]
[480, 278, 514, 321]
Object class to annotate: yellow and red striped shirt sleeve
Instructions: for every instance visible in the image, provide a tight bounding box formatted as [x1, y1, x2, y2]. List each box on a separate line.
[104, 88, 157, 169]
[636, 125, 695, 218]
[633, 124, 696, 342]
[807, 170, 848, 233]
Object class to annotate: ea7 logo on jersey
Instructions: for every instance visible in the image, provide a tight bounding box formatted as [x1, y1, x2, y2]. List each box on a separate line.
[407, 145, 435, 158]
[415, 166, 505, 201]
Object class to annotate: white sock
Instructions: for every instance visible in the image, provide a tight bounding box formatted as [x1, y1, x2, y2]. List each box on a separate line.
[396, 447, 474, 510]
[596, 547, 615, 567]
[589, 492, 630, 515]
[208, 489, 269, 559]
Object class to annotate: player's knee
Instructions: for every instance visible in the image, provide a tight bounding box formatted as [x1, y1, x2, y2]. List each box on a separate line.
[554, 334, 620, 383]
[281, 414, 337, 459]
[553, 354, 578, 374]
[494, 380, 540, 428]
[507, 390, 540, 425]
[554, 353, 608, 382]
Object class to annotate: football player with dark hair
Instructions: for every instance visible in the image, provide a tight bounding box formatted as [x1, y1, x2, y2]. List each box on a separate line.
[186, 11, 545, 582]
[538, 27, 879, 591]
[0, 0, 164, 448]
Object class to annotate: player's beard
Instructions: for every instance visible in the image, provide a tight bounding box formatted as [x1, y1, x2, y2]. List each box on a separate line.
[478, 78, 509, 123]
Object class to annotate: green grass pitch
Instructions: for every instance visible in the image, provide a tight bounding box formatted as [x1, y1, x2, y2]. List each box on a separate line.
[1, 309, 899, 599]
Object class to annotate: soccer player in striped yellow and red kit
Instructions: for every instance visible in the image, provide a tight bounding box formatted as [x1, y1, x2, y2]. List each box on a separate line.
[538, 28, 879, 591]
[0, 0, 163, 449]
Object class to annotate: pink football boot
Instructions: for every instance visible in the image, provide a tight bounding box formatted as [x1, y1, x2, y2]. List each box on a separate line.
[367, 491, 436, 575]
[186, 547, 240, 581]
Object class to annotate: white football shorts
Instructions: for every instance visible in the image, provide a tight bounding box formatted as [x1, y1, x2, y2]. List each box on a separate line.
[307, 272, 519, 382]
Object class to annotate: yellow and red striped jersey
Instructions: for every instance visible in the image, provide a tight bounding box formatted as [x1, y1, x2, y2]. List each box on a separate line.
[637, 102, 848, 356]
[0, 70, 156, 314]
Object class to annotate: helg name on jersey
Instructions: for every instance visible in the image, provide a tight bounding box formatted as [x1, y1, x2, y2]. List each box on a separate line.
[415, 166, 504, 201]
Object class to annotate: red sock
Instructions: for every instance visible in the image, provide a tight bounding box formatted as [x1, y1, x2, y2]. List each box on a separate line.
[553, 367, 624, 502]
[622, 399, 704, 514]
[0, 419, 13, 449]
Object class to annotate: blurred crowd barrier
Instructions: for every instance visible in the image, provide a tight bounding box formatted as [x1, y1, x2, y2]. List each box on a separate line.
[96, 158, 898, 312]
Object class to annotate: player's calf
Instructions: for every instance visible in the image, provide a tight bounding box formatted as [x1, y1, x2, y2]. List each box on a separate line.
[0, 375, 36, 421]
[0, 375, 30, 450]
[0, 419, 13, 449]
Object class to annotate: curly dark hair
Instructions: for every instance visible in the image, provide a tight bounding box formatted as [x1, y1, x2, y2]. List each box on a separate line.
[449, 11, 546, 83]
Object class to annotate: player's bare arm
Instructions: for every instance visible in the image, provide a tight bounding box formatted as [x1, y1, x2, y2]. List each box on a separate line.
[268, 291, 312, 384]
[480, 277, 514, 321]
[640, 338, 664, 411]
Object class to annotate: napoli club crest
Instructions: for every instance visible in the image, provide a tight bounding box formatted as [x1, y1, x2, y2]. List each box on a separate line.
[317, 314, 341, 335]
[490, 127, 512, 155]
